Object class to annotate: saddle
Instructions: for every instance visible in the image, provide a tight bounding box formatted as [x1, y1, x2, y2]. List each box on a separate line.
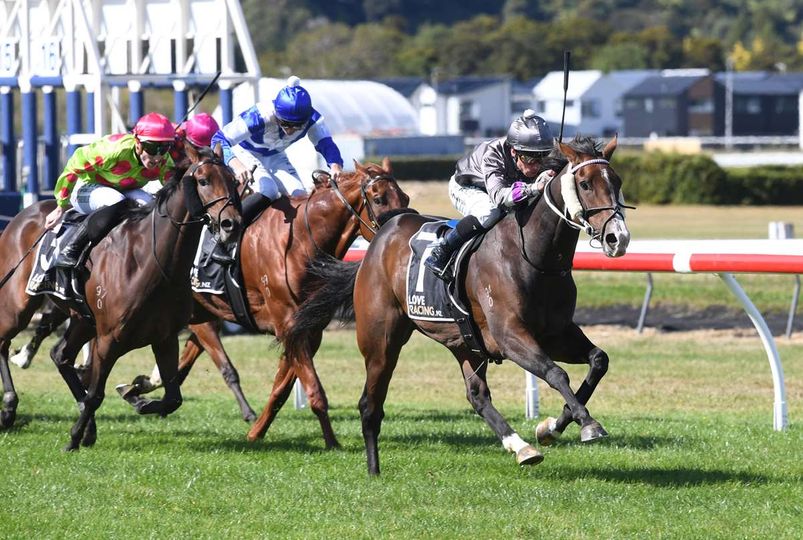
[25, 211, 93, 320]
[190, 227, 257, 331]
[407, 221, 496, 363]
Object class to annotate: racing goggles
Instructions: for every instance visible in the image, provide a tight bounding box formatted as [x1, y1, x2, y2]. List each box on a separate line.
[277, 118, 306, 130]
[516, 150, 549, 164]
[139, 140, 173, 156]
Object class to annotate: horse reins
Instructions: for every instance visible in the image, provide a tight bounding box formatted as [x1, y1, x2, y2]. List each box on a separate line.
[152, 157, 239, 280]
[542, 158, 633, 246]
[302, 170, 393, 256]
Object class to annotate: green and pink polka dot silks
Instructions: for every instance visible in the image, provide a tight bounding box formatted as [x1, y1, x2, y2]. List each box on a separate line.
[54, 134, 175, 208]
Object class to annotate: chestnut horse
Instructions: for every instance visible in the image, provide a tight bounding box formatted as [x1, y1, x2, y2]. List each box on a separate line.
[291, 137, 632, 474]
[0, 144, 241, 450]
[119, 159, 410, 448]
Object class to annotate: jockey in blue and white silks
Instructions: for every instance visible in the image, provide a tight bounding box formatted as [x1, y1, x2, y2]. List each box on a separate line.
[211, 75, 344, 224]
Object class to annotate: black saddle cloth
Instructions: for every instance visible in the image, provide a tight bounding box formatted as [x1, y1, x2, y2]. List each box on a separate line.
[25, 211, 92, 318]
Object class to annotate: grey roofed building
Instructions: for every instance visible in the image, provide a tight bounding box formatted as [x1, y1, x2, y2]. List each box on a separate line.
[714, 71, 803, 136]
[622, 70, 724, 137]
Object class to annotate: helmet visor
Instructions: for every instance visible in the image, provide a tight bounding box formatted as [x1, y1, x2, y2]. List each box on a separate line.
[277, 117, 305, 130]
[516, 149, 550, 164]
[140, 140, 173, 156]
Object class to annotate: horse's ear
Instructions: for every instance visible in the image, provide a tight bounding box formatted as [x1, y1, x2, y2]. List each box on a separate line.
[213, 142, 224, 160]
[381, 156, 392, 174]
[312, 170, 332, 189]
[602, 134, 618, 161]
[185, 140, 201, 163]
[558, 141, 578, 162]
[353, 159, 366, 174]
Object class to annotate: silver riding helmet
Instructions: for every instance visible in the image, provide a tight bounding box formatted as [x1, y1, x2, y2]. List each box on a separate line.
[507, 109, 554, 154]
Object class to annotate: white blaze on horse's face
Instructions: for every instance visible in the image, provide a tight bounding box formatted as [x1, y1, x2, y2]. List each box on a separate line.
[601, 168, 630, 258]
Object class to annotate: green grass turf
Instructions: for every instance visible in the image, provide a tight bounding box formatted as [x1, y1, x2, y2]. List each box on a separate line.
[1, 329, 800, 539]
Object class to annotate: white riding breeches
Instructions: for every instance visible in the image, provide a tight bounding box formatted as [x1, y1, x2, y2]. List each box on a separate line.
[448, 174, 495, 222]
[231, 146, 308, 200]
[70, 180, 160, 214]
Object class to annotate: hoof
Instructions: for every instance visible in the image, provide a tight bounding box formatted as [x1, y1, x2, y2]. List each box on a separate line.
[580, 421, 608, 443]
[115, 383, 141, 400]
[535, 417, 562, 446]
[246, 427, 263, 442]
[62, 441, 80, 452]
[243, 411, 257, 423]
[0, 409, 16, 429]
[81, 422, 97, 447]
[9, 347, 33, 369]
[516, 445, 544, 466]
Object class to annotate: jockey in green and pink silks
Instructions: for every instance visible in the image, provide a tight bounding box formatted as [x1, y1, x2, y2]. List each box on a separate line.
[44, 112, 178, 267]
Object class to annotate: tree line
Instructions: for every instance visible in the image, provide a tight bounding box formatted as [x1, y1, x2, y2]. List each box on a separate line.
[241, 0, 803, 80]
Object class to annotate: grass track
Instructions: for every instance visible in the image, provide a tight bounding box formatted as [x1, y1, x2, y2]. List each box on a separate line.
[1, 329, 800, 539]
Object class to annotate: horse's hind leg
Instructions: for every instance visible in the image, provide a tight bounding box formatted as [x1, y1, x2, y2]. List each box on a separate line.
[0, 293, 43, 428]
[188, 321, 255, 422]
[127, 337, 183, 416]
[246, 351, 297, 442]
[357, 312, 414, 475]
[536, 324, 609, 445]
[0, 341, 18, 428]
[288, 331, 339, 449]
[453, 348, 543, 466]
[11, 304, 67, 369]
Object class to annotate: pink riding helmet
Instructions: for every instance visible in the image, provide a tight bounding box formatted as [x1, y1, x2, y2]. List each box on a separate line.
[182, 113, 220, 147]
[133, 112, 176, 142]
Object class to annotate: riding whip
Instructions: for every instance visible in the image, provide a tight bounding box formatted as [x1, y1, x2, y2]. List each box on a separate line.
[558, 50, 571, 143]
[177, 70, 222, 127]
[0, 229, 48, 290]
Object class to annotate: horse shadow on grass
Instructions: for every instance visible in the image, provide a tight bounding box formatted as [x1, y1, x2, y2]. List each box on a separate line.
[550, 465, 771, 487]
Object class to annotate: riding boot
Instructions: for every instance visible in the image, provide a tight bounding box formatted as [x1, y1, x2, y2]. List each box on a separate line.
[242, 193, 273, 227]
[55, 221, 91, 268]
[424, 214, 486, 281]
[55, 200, 130, 268]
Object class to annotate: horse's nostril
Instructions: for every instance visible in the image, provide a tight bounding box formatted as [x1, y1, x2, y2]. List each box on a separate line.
[221, 219, 234, 233]
[605, 233, 618, 245]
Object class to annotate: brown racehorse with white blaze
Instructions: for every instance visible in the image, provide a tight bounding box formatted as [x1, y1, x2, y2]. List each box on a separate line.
[290, 136, 631, 474]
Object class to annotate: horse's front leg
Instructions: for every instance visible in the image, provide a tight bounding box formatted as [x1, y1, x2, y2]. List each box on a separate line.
[452, 347, 543, 467]
[247, 351, 297, 442]
[50, 318, 98, 446]
[189, 321, 255, 422]
[498, 322, 601, 438]
[536, 323, 609, 446]
[65, 336, 119, 451]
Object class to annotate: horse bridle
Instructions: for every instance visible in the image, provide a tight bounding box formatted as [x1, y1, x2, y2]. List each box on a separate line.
[152, 157, 240, 279]
[542, 158, 634, 247]
[328, 170, 394, 235]
[302, 169, 395, 258]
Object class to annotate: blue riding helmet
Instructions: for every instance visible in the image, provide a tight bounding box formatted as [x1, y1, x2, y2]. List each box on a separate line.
[273, 76, 312, 124]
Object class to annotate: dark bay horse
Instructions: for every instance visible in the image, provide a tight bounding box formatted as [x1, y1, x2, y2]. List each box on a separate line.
[291, 136, 631, 474]
[0, 144, 241, 450]
[120, 159, 410, 448]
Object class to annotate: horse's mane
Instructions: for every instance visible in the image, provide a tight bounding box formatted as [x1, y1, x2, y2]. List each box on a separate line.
[126, 180, 180, 223]
[125, 147, 219, 223]
[542, 135, 604, 175]
[562, 135, 603, 157]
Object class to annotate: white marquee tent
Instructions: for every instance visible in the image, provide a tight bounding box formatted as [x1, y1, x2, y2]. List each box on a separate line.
[219, 78, 419, 186]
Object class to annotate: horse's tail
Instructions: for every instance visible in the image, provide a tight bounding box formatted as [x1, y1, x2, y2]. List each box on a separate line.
[287, 252, 359, 347]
